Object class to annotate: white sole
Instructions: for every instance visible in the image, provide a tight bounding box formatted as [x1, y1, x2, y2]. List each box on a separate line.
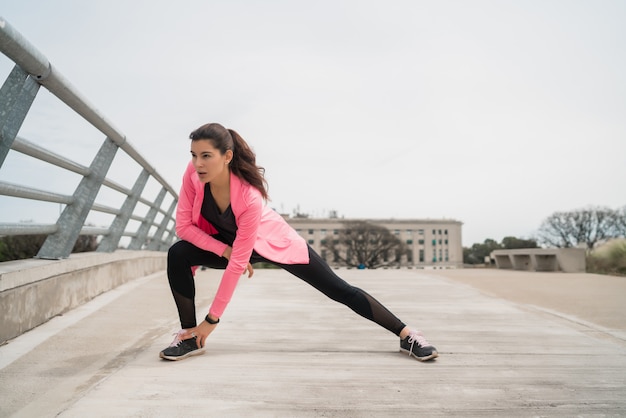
[399, 348, 439, 362]
[159, 348, 205, 361]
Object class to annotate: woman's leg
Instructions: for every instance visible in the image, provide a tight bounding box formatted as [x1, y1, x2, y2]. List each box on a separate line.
[274, 246, 407, 336]
[167, 240, 228, 329]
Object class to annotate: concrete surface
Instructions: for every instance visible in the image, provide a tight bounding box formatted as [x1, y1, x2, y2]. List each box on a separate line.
[0, 251, 167, 343]
[1, 267, 625, 417]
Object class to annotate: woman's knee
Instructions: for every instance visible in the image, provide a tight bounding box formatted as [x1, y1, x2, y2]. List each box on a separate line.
[167, 241, 195, 275]
[168, 240, 192, 261]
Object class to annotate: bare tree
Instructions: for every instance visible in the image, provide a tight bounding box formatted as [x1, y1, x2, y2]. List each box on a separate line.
[537, 206, 622, 251]
[615, 205, 626, 238]
[322, 221, 407, 269]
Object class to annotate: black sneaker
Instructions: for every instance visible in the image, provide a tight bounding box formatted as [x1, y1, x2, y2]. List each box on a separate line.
[400, 330, 438, 361]
[159, 330, 204, 361]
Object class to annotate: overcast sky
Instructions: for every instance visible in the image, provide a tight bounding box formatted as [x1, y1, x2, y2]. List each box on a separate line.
[1, 0, 625, 246]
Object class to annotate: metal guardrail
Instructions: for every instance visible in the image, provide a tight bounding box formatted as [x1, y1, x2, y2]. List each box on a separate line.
[0, 17, 178, 258]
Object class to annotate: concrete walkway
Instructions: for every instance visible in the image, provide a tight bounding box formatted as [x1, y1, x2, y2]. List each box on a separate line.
[1, 268, 625, 417]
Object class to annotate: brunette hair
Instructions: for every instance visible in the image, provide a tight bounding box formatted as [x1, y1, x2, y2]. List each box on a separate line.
[189, 123, 268, 199]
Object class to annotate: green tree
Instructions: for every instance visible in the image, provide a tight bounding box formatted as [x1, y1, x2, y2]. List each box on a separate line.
[587, 239, 626, 276]
[501, 236, 538, 249]
[463, 238, 502, 264]
[0, 234, 98, 262]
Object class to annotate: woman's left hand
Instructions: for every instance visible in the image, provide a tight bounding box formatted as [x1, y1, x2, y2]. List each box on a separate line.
[180, 320, 217, 349]
[222, 246, 255, 278]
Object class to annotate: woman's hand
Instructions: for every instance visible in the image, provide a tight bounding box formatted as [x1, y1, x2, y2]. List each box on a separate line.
[180, 320, 217, 349]
[222, 246, 255, 278]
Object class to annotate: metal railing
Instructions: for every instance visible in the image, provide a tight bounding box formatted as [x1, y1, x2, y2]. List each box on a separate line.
[0, 17, 178, 258]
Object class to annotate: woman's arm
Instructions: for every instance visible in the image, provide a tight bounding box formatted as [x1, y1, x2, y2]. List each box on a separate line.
[208, 188, 263, 318]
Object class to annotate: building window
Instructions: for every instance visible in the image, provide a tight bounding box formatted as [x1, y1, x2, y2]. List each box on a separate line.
[308, 239, 314, 244]
[419, 249, 424, 262]
[394, 229, 400, 235]
[445, 249, 449, 262]
[439, 239, 442, 245]
[432, 249, 436, 261]
[406, 239, 413, 244]
[418, 229, 424, 235]
[445, 229, 448, 235]
[308, 229, 314, 235]
[439, 249, 442, 261]
[445, 239, 448, 245]
[418, 239, 424, 245]
[438, 229, 442, 235]
[432, 229, 436, 235]
[432, 239, 436, 245]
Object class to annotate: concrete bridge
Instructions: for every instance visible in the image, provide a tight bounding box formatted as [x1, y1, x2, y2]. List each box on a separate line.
[1, 17, 625, 417]
[1, 263, 625, 417]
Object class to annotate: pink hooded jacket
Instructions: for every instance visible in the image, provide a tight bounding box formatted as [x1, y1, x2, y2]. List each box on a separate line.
[175, 161, 309, 318]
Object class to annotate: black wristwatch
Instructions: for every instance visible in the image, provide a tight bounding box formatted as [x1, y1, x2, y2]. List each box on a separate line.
[205, 314, 220, 324]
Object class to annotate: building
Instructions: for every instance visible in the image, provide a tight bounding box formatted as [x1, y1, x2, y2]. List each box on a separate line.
[491, 248, 586, 273]
[285, 217, 463, 268]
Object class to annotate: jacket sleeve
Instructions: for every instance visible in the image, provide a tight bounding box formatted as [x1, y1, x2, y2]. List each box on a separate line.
[209, 187, 263, 318]
[175, 163, 228, 257]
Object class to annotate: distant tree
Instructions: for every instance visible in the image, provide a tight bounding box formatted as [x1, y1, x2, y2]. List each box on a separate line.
[321, 221, 406, 269]
[463, 238, 502, 264]
[587, 239, 626, 276]
[537, 206, 622, 250]
[72, 235, 99, 253]
[0, 234, 47, 262]
[0, 234, 99, 262]
[501, 236, 538, 249]
[615, 205, 626, 238]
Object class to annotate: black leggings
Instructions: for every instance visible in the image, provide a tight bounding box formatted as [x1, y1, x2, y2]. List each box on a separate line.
[167, 240, 407, 336]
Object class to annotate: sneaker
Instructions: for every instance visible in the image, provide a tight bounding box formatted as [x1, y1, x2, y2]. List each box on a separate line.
[159, 330, 204, 361]
[400, 330, 438, 361]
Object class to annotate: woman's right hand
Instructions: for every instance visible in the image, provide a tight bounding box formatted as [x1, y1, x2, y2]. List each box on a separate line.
[222, 246, 254, 278]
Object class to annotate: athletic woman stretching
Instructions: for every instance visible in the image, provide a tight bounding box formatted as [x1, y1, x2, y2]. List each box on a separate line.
[160, 122, 438, 362]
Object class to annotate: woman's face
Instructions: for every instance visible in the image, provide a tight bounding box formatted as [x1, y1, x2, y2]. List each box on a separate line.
[190, 139, 232, 184]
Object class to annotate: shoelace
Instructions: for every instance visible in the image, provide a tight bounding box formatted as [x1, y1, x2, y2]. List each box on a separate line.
[406, 330, 431, 354]
[168, 330, 186, 347]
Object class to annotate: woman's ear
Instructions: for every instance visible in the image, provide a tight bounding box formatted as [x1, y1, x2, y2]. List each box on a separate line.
[225, 149, 234, 163]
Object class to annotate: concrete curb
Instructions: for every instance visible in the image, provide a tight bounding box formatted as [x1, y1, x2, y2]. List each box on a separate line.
[0, 250, 166, 343]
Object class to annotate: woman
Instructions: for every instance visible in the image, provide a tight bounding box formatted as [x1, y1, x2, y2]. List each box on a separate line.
[160, 123, 438, 362]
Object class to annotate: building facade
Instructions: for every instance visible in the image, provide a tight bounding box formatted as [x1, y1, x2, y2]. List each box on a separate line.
[285, 217, 463, 268]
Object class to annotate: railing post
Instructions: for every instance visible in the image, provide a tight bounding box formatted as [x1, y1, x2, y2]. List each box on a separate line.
[128, 187, 167, 250]
[96, 168, 150, 253]
[0, 65, 40, 167]
[147, 199, 177, 251]
[37, 137, 118, 259]
[160, 229, 177, 251]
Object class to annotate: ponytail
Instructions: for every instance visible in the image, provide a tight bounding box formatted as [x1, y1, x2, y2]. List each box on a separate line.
[228, 129, 269, 200]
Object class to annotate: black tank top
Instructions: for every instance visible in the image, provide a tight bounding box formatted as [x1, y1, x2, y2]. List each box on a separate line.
[200, 183, 238, 246]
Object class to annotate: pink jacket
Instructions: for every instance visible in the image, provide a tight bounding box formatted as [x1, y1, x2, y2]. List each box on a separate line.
[175, 161, 309, 317]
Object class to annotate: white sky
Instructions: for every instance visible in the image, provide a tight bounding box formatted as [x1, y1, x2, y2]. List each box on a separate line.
[1, 0, 625, 247]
